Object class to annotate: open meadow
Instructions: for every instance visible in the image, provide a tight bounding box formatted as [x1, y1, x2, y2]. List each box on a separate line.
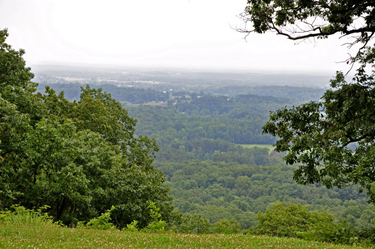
[0, 222, 370, 249]
[239, 144, 275, 151]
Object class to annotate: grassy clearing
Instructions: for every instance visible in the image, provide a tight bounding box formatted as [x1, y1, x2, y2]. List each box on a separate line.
[0, 222, 369, 249]
[239, 144, 275, 151]
[119, 101, 140, 107]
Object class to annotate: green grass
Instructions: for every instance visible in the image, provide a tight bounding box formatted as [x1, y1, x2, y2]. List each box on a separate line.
[239, 144, 275, 151]
[119, 101, 140, 107]
[0, 222, 369, 249]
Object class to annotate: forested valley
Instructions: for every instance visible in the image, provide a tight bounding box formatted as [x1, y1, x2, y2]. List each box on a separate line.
[1, 27, 375, 248]
[34, 68, 375, 234]
[1, 36, 374, 245]
[3, 0, 375, 246]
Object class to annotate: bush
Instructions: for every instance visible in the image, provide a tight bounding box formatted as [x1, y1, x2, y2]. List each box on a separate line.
[0, 205, 54, 227]
[85, 206, 115, 230]
[358, 224, 375, 245]
[173, 214, 211, 234]
[212, 218, 241, 234]
[253, 202, 369, 245]
[140, 202, 166, 233]
[125, 220, 139, 232]
[255, 202, 335, 238]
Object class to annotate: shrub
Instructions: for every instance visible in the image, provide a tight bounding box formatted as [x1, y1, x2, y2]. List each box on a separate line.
[126, 220, 139, 232]
[0, 205, 54, 226]
[255, 202, 335, 238]
[254, 202, 361, 245]
[173, 214, 211, 234]
[85, 206, 115, 230]
[141, 202, 166, 233]
[357, 223, 375, 245]
[212, 218, 241, 234]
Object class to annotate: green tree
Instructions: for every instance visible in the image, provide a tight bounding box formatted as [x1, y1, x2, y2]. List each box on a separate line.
[255, 202, 337, 240]
[263, 72, 375, 203]
[240, 0, 375, 204]
[0, 28, 173, 228]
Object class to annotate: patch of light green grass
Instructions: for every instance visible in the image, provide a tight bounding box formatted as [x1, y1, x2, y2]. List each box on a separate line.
[239, 144, 275, 151]
[0, 222, 370, 249]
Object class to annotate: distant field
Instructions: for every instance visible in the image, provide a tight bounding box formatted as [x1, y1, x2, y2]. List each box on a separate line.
[119, 101, 139, 107]
[239, 144, 275, 151]
[0, 223, 368, 249]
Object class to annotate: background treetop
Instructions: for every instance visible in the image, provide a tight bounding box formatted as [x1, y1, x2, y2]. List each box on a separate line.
[239, 0, 375, 67]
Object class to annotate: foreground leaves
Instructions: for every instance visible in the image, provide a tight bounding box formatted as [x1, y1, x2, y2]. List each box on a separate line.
[263, 70, 375, 204]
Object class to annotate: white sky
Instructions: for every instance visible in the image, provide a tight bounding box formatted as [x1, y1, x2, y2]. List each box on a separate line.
[0, 0, 353, 74]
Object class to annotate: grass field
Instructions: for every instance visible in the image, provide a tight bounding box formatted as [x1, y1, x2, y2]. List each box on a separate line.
[239, 144, 275, 152]
[0, 222, 370, 249]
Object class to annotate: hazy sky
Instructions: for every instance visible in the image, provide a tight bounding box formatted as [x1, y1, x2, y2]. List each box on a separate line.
[0, 0, 353, 73]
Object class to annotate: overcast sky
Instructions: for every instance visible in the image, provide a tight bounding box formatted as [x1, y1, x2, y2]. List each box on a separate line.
[0, 0, 353, 74]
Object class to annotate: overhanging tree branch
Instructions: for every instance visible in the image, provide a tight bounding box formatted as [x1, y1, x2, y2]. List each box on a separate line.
[238, 0, 375, 67]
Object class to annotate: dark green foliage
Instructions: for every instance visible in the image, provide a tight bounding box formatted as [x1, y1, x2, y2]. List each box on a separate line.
[242, 0, 375, 238]
[214, 85, 326, 103]
[101, 85, 168, 104]
[37, 83, 169, 104]
[154, 137, 271, 165]
[358, 225, 375, 245]
[0, 29, 173, 228]
[172, 213, 211, 234]
[174, 93, 291, 118]
[128, 94, 284, 149]
[263, 70, 375, 204]
[155, 160, 374, 230]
